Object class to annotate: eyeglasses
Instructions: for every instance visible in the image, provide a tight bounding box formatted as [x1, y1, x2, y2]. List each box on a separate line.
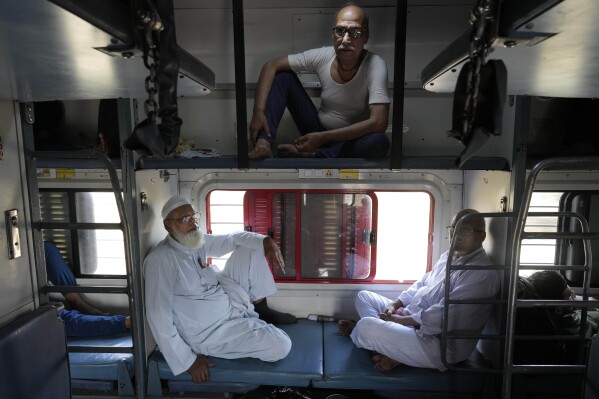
[167, 212, 200, 225]
[332, 26, 368, 39]
[447, 226, 485, 236]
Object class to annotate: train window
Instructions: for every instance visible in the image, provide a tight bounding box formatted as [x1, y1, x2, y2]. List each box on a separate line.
[519, 191, 563, 276]
[39, 189, 126, 277]
[207, 190, 433, 282]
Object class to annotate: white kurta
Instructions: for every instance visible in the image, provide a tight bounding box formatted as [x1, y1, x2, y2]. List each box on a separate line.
[144, 232, 291, 376]
[351, 247, 500, 370]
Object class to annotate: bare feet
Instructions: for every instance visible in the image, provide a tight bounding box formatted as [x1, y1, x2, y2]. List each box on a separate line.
[65, 292, 109, 316]
[249, 138, 272, 160]
[95, 132, 108, 154]
[277, 144, 315, 158]
[372, 353, 400, 372]
[338, 319, 357, 336]
[125, 316, 131, 330]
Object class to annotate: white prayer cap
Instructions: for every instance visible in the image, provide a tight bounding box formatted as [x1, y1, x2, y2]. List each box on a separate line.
[161, 195, 192, 219]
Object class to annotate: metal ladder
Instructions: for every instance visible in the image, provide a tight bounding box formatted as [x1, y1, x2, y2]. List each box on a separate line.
[502, 156, 599, 399]
[20, 101, 147, 398]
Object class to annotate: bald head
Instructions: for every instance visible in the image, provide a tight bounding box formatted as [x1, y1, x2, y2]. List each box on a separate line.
[335, 3, 369, 30]
[450, 209, 486, 257]
[452, 209, 485, 232]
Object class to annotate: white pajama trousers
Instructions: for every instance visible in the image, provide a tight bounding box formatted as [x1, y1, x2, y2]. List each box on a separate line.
[221, 245, 277, 302]
[200, 246, 290, 362]
[350, 290, 435, 368]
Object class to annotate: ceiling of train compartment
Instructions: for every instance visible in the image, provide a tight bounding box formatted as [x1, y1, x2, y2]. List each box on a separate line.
[0, 0, 474, 102]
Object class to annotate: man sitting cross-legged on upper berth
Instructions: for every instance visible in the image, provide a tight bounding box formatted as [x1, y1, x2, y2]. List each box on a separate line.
[44, 241, 131, 337]
[248, 3, 390, 159]
[144, 195, 295, 383]
[339, 209, 501, 372]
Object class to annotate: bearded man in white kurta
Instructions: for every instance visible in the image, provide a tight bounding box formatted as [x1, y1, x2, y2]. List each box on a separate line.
[144, 195, 294, 383]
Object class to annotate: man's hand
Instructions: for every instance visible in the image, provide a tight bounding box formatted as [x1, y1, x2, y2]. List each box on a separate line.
[294, 132, 324, 153]
[187, 355, 215, 383]
[378, 313, 420, 328]
[263, 237, 285, 275]
[249, 112, 270, 146]
[382, 299, 403, 317]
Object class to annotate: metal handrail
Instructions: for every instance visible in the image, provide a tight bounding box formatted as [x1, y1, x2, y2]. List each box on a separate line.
[502, 156, 599, 399]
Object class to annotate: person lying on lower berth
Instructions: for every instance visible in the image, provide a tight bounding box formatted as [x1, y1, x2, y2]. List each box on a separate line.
[44, 241, 131, 337]
[144, 195, 296, 383]
[515, 270, 599, 364]
[338, 209, 501, 372]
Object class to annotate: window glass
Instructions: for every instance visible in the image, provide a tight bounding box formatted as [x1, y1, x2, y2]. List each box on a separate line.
[75, 192, 126, 275]
[208, 190, 246, 270]
[39, 190, 126, 276]
[297, 193, 373, 279]
[375, 191, 431, 282]
[207, 189, 432, 282]
[519, 191, 562, 276]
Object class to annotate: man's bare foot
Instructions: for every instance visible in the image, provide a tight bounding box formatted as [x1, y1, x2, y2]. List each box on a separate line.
[95, 132, 108, 155]
[373, 353, 401, 372]
[249, 138, 272, 160]
[65, 292, 109, 316]
[338, 319, 357, 336]
[277, 144, 315, 158]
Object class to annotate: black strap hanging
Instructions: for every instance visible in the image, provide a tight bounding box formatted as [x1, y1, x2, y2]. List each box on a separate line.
[124, 0, 182, 157]
[447, 0, 507, 168]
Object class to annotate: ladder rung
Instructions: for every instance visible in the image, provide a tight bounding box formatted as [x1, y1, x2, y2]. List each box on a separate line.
[447, 264, 506, 271]
[519, 264, 589, 271]
[34, 221, 123, 230]
[522, 231, 599, 240]
[515, 299, 599, 308]
[42, 285, 129, 294]
[448, 298, 504, 305]
[446, 333, 504, 340]
[511, 364, 586, 374]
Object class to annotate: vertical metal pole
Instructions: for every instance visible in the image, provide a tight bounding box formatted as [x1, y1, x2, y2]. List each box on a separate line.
[118, 98, 147, 398]
[21, 102, 48, 307]
[233, 0, 249, 170]
[390, 1, 407, 170]
[501, 95, 530, 399]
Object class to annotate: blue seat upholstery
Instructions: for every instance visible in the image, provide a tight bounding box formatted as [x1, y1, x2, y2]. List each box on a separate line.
[67, 332, 134, 396]
[0, 306, 70, 399]
[147, 319, 324, 395]
[315, 322, 490, 397]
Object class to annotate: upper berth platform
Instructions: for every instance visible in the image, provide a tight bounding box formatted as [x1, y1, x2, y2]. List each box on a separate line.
[421, 0, 599, 98]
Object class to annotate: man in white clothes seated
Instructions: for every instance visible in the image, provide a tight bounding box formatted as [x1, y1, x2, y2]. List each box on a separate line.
[339, 209, 500, 372]
[144, 195, 295, 383]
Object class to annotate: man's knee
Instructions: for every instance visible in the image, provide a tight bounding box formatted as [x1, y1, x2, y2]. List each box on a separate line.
[351, 317, 380, 348]
[348, 133, 389, 158]
[273, 70, 300, 86]
[356, 290, 374, 307]
[261, 330, 292, 361]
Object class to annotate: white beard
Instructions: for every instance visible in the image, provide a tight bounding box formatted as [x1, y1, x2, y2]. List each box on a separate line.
[173, 227, 205, 249]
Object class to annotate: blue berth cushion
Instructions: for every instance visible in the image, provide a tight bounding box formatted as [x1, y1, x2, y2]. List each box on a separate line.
[67, 332, 135, 395]
[149, 319, 324, 393]
[315, 322, 488, 393]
